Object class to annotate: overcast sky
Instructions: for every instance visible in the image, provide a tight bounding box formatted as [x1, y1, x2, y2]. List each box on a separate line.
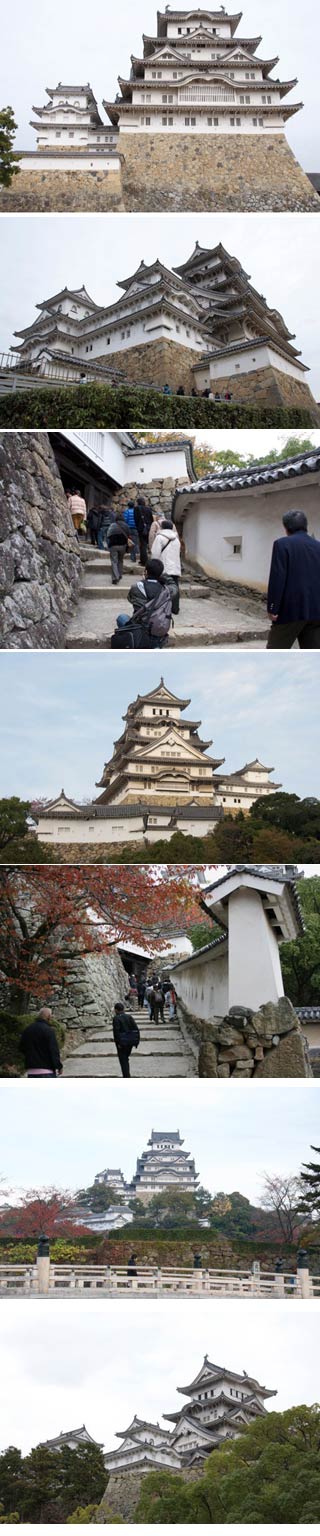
[1, 212, 320, 395]
[0, 1301, 318, 1456]
[187, 427, 320, 455]
[0, 1079, 318, 1203]
[0, 650, 319, 801]
[1, 0, 319, 168]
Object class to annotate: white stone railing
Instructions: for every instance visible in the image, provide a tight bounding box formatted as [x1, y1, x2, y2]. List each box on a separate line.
[0, 1261, 319, 1298]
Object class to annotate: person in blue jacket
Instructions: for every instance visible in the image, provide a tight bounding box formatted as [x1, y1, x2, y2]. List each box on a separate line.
[266, 509, 320, 648]
[122, 499, 139, 563]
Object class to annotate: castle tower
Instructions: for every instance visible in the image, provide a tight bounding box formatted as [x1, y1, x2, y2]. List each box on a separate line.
[10, 248, 318, 416]
[30, 85, 114, 153]
[101, 1355, 277, 1519]
[130, 1129, 199, 1203]
[103, 5, 318, 211]
[35, 676, 282, 847]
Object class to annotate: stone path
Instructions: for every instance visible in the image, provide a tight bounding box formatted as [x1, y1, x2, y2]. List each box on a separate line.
[66, 551, 268, 649]
[62, 1004, 197, 1077]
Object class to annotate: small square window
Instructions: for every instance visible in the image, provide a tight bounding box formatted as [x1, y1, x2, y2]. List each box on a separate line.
[214, 116, 219, 125]
[190, 116, 196, 124]
[245, 94, 250, 102]
[168, 115, 173, 124]
[162, 94, 167, 102]
[146, 115, 150, 124]
[185, 116, 190, 125]
[162, 115, 167, 124]
[207, 116, 212, 124]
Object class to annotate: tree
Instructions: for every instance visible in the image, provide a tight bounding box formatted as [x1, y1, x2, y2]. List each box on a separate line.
[0, 108, 20, 187]
[75, 1183, 122, 1213]
[260, 1173, 303, 1247]
[0, 799, 53, 863]
[280, 877, 320, 1007]
[299, 1146, 320, 1218]
[135, 1406, 320, 1524]
[0, 866, 201, 1011]
[0, 1443, 106, 1524]
[0, 1188, 78, 1241]
[142, 1188, 198, 1228]
[189, 922, 221, 951]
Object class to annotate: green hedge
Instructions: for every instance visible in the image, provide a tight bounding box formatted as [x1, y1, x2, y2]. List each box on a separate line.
[0, 1010, 65, 1074]
[0, 384, 316, 429]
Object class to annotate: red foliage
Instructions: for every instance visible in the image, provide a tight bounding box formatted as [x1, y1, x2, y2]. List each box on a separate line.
[0, 1188, 80, 1239]
[0, 866, 205, 1003]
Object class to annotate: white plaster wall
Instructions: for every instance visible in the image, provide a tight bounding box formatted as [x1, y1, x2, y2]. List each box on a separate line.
[62, 430, 127, 483]
[179, 478, 320, 590]
[167, 20, 231, 36]
[36, 812, 219, 845]
[304, 1023, 320, 1048]
[194, 345, 306, 386]
[20, 152, 118, 170]
[172, 947, 228, 1020]
[123, 446, 190, 482]
[228, 887, 284, 1010]
[122, 116, 284, 132]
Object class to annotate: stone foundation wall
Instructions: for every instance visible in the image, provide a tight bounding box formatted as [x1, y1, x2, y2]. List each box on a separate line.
[192, 998, 312, 1078]
[0, 168, 123, 212]
[94, 339, 198, 393]
[96, 1462, 199, 1522]
[111, 473, 189, 520]
[193, 365, 320, 422]
[119, 132, 319, 212]
[1, 135, 317, 212]
[0, 432, 82, 647]
[49, 949, 127, 1043]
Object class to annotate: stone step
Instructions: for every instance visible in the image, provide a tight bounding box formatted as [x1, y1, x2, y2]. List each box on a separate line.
[62, 1055, 196, 1077]
[69, 1038, 188, 1057]
[81, 581, 210, 600]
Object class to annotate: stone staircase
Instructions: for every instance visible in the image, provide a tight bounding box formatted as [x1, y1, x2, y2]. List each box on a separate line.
[66, 549, 268, 649]
[62, 1003, 197, 1078]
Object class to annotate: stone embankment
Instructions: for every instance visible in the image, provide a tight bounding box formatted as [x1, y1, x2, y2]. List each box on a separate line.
[66, 548, 268, 649]
[0, 432, 81, 646]
[181, 997, 312, 1077]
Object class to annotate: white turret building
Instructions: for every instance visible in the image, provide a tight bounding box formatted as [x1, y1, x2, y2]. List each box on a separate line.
[131, 1129, 199, 1202]
[104, 1355, 276, 1477]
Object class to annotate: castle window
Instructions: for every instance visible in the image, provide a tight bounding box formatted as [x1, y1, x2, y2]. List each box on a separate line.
[207, 116, 212, 124]
[173, 72, 177, 77]
[157, 71, 162, 77]
[258, 117, 263, 124]
[152, 70, 156, 77]
[68, 131, 74, 137]
[267, 94, 271, 102]
[162, 116, 167, 124]
[252, 117, 257, 124]
[162, 94, 167, 102]
[185, 116, 190, 124]
[140, 116, 145, 124]
[146, 93, 151, 101]
[214, 116, 219, 125]
[191, 116, 196, 124]
[240, 95, 244, 102]
[245, 94, 250, 102]
[55, 131, 61, 137]
[146, 116, 151, 124]
[168, 116, 173, 123]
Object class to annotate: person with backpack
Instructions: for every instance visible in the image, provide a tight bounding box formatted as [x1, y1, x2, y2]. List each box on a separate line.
[122, 499, 140, 563]
[153, 983, 165, 1025]
[111, 558, 172, 649]
[152, 519, 181, 615]
[106, 513, 132, 584]
[97, 505, 115, 550]
[134, 497, 153, 566]
[112, 1002, 140, 1078]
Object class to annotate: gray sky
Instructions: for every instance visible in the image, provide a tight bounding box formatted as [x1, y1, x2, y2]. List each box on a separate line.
[1, 212, 320, 395]
[0, 649, 319, 801]
[189, 427, 320, 455]
[0, 1080, 318, 1204]
[1, 0, 319, 168]
[0, 1301, 318, 1456]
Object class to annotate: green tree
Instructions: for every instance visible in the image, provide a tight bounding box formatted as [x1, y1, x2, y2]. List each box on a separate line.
[0, 1443, 106, 1524]
[189, 922, 221, 951]
[280, 877, 320, 1007]
[75, 1183, 122, 1213]
[135, 1406, 320, 1524]
[299, 1146, 320, 1218]
[0, 107, 20, 187]
[144, 1188, 198, 1228]
[0, 799, 53, 863]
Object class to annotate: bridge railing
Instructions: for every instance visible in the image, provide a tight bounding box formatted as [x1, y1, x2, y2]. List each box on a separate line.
[0, 1260, 318, 1297]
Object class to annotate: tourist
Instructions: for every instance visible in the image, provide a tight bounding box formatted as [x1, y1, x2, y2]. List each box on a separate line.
[163, 382, 172, 395]
[106, 513, 132, 583]
[145, 982, 156, 1020]
[153, 983, 165, 1025]
[19, 1008, 63, 1077]
[137, 975, 146, 1008]
[97, 505, 115, 549]
[112, 1003, 140, 1078]
[86, 506, 103, 547]
[214, 391, 221, 402]
[122, 499, 140, 563]
[266, 510, 320, 648]
[126, 557, 172, 647]
[67, 487, 87, 538]
[225, 390, 232, 401]
[191, 388, 198, 397]
[176, 385, 185, 396]
[127, 1253, 137, 1281]
[134, 497, 153, 566]
[152, 519, 181, 614]
[149, 513, 164, 551]
[169, 987, 177, 1020]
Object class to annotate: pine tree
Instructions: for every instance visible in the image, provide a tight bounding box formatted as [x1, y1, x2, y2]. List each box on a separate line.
[0, 108, 20, 187]
[299, 1146, 320, 1216]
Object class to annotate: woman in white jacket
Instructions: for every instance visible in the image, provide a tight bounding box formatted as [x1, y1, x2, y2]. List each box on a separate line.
[152, 519, 181, 614]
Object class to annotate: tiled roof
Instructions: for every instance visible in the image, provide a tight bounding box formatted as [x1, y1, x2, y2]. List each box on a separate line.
[202, 865, 305, 933]
[173, 447, 320, 509]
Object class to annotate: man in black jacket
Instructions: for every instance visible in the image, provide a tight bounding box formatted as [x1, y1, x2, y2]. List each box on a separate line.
[134, 497, 153, 566]
[19, 1008, 63, 1076]
[267, 510, 320, 648]
[112, 1003, 140, 1078]
[107, 516, 132, 583]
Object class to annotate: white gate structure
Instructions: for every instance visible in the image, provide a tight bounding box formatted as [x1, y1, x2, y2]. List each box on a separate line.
[0, 1259, 318, 1299]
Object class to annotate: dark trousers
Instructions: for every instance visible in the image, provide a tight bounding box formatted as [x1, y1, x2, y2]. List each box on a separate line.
[267, 621, 320, 649]
[117, 1048, 131, 1078]
[139, 536, 148, 567]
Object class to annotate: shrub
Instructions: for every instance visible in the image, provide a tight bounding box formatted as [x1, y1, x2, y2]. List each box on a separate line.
[0, 1011, 65, 1074]
[0, 384, 315, 430]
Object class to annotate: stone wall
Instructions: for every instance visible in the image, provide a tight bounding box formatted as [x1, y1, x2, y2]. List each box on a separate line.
[0, 432, 82, 647]
[45, 948, 128, 1045]
[95, 1462, 199, 1522]
[94, 339, 198, 393]
[0, 168, 123, 212]
[111, 473, 189, 520]
[193, 365, 320, 422]
[119, 132, 319, 212]
[195, 998, 312, 1078]
[2, 135, 317, 212]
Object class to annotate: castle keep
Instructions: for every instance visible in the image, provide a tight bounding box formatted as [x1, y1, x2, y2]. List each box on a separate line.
[35, 679, 281, 847]
[1, 7, 318, 210]
[9, 243, 318, 414]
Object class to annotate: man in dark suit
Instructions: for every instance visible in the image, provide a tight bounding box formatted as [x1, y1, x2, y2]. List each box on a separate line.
[267, 510, 320, 648]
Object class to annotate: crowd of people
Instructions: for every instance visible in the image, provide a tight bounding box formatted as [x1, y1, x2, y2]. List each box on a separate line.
[112, 973, 177, 1077]
[66, 486, 182, 651]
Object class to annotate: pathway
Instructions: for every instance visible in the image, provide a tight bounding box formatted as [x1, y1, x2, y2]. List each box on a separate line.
[66, 551, 268, 649]
[62, 1003, 197, 1077]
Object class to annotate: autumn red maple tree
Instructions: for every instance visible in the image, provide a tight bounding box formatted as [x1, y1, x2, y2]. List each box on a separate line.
[0, 866, 208, 1009]
[0, 1187, 88, 1240]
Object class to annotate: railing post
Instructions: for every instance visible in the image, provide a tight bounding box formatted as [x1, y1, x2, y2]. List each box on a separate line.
[251, 1260, 261, 1296]
[274, 1261, 285, 1297]
[296, 1249, 311, 1298]
[36, 1235, 50, 1295]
